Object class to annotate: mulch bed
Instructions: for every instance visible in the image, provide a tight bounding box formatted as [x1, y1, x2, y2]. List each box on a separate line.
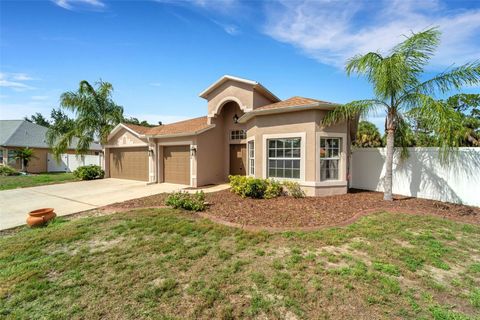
[104, 189, 479, 230]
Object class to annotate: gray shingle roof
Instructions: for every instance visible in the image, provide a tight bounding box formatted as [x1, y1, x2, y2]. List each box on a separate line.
[0, 120, 102, 151]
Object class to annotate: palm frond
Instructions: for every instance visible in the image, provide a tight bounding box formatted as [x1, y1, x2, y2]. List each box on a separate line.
[392, 27, 440, 72]
[411, 61, 480, 96]
[322, 99, 385, 126]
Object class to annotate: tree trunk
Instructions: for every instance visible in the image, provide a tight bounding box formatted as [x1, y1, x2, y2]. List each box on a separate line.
[384, 115, 395, 201]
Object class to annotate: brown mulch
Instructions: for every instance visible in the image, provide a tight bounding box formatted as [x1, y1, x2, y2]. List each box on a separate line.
[103, 189, 479, 231]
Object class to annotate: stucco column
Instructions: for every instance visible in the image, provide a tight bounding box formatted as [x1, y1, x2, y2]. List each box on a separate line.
[1, 148, 7, 165]
[148, 139, 157, 184]
[103, 148, 110, 178]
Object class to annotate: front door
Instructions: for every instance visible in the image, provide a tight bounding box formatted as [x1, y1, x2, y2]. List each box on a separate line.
[229, 144, 246, 176]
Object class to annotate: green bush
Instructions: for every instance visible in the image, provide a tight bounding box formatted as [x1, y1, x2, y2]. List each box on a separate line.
[229, 175, 283, 199]
[282, 181, 305, 198]
[73, 165, 104, 180]
[0, 165, 20, 176]
[165, 191, 206, 211]
[264, 179, 283, 199]
[229, 175, 249, 196]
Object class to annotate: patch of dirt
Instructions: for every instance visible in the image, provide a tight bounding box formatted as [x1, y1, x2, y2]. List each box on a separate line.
[86, 188, 479, 231]
[201, 189, 480, 230]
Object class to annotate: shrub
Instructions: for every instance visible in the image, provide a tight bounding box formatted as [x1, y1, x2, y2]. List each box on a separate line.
[165, 191, 206, 211]
[264, 179, 283, 199]
[229, 175, 249, 196]
[0, 165, 20, 176]
[73, 165, 104, 180]
[282, 181, 305, 198]
[244, 178, 268, 199]
[229, 175, 283, 199]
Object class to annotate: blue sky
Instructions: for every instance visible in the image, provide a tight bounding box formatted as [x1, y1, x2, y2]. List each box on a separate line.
[1, 0, 479, 131]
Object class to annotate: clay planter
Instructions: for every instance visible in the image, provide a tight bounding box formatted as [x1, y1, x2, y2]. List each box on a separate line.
[27, 208, 56, 227]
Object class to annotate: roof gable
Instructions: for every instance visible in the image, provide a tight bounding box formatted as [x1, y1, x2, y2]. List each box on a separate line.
[199, 75, 280, 103]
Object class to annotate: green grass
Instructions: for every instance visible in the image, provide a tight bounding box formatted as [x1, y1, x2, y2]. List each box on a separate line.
[1, 210, 479, 319]
[0, 173, 78, 190]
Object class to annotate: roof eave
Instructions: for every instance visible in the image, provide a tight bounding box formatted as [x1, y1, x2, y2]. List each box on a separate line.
[237, 103, 339, 123]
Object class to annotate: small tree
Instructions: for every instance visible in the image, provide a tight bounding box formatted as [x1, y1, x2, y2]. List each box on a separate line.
[13, 147, 36, 172]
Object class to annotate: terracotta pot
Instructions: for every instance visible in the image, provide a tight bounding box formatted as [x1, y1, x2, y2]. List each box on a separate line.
[27, 208, 56, 227]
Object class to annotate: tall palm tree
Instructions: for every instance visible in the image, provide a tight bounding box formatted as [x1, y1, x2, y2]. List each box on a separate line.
[49, 80, 124, 156]
[323, 28, 480, 201]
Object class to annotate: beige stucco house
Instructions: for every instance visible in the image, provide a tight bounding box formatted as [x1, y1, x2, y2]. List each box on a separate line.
[104, 75, 356, 196]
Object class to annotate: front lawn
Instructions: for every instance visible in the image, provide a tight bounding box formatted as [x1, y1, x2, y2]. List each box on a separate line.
[0, 173, 78, 190]
[1, 209, 479, 319]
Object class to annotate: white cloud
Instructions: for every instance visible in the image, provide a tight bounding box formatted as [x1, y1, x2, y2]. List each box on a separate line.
[155, 0, 242, 35]
[149, 82, 162, 87]
[264, 0, 480, 69]
[211, 19, 240, 35]
[0, 72, 36, 91]
[52, 0, 105, 11]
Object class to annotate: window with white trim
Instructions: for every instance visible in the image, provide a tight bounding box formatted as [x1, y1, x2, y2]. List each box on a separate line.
[267, 138, 301, 179]
[320, 138, 341, 180]
[230, 130, 246, 140]
[248, 140, 255, 175]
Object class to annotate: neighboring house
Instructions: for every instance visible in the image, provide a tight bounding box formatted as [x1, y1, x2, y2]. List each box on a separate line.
[0, 120, 102, 173]
[105, 75, 357, 196]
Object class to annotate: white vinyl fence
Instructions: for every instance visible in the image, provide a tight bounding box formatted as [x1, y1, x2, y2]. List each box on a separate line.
[47, 153, 101, 173]
[351, 147, 480, 207]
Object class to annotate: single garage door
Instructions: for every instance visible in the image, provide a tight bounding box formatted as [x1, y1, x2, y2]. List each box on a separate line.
[163, 145, 190, 185]
[109, 147, 148, 181]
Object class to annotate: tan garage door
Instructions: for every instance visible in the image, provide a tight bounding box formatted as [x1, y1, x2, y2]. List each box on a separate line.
[163, 146, 190, 185]
[109, 147, 148, 181]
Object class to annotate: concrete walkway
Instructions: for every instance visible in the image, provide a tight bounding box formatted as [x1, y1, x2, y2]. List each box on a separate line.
[0, 179, 187, 230]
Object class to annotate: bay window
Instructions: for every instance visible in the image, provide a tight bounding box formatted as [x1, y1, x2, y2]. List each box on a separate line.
[267, 138, 301, 179]
[320, 138, 341, 180]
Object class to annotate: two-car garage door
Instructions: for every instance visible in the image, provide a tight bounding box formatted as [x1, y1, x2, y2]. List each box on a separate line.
[109, 147, 149, 181]
[108, 145, 190, 185]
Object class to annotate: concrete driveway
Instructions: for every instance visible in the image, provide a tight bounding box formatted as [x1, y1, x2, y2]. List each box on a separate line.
[0, 179, 187, 230]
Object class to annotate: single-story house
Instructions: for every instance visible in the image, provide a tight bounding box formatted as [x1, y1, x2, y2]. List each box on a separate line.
[105, 75, 357, 196]
[0, 120, 102, 173]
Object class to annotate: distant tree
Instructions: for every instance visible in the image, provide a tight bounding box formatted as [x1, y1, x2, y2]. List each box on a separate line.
[49, 80, 124, 156]
[123, 117, 156, 127]
[24, 113, 50, 127]
[13, 147, 36, 172]
[322, 27, 480, 201]
[354, 121, 383, 147]
[46, 109, 76, 147]
[407, 94, 480, 147]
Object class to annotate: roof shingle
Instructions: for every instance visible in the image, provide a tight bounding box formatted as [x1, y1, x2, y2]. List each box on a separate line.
[255, 96, 336, 111]
[146, 116, 210, 136]
[123, 116, 211, 137]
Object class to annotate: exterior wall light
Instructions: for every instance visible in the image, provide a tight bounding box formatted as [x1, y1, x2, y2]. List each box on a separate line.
[233, 114, 239, 124]
[190, 145, 197, 156]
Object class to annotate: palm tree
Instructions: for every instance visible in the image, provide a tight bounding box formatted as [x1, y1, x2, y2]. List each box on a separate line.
[354, 121, 383, 147]
[13, 147, 36, 172]
[323, 28, 480, 201]
[49, 80, 124, 156]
